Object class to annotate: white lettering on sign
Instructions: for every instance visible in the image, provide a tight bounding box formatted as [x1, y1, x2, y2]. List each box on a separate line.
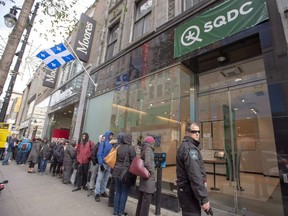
[45, 70, 56, 83]
[204, 2, 253, 33]
[76, 21, 94, 55]
[50, 88, 75, 106]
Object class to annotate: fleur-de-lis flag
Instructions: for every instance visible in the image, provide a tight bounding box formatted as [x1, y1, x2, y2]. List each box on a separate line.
[36, 43, 75, 70]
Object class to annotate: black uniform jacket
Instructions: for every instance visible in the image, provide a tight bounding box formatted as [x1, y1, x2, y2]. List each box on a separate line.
[176, 136, 208, 205]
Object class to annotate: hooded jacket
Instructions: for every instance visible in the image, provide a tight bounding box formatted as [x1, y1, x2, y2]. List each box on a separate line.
[138, 141, 156, 193]
[18, 139, 31, 153]
[97, 131, 113, 166]
[112, 132, 136, 179]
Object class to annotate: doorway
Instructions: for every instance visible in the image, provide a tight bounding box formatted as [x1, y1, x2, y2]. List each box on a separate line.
[197, 58, 283, 215]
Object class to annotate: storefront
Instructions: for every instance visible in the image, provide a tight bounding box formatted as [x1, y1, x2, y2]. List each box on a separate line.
[45, 72, 88, 142]
[83, 0, 286, 215]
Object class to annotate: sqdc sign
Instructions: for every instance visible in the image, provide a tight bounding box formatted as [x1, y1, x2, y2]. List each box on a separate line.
[174, 0, 269, 58]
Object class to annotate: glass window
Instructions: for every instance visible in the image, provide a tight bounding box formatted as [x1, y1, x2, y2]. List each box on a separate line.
[182, 0, 202, 11]
[106, 23, 120, 60]
[27, 100, 35, 119]
[109, 0, 122, 8]
[133, 0, 152, 40]
[197, 58, 283, 215]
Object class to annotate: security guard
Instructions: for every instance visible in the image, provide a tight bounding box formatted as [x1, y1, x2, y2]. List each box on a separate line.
[176, 122, 210, 216]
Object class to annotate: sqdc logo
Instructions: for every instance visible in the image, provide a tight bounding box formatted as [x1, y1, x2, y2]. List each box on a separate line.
[181, 26, 202, 46]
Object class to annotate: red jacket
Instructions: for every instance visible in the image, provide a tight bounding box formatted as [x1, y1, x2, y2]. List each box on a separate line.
[76, 140, 94, 164]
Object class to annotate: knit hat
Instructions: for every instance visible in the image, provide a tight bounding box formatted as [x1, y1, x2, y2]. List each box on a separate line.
[144, 136, 155, 144]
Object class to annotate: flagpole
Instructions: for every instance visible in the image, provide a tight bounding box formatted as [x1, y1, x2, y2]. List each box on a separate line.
[63, 39, 98, 89]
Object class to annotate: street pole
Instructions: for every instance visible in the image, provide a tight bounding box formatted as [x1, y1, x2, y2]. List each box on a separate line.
[0, 2, 39, 122]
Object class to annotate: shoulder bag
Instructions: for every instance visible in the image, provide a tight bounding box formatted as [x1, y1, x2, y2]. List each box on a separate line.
[129, 149, 150, 179]
[120, 146, 137, 185]
[104, 145, 119, 169]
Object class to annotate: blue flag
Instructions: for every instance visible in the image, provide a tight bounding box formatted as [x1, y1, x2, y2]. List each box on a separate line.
[36, 43, 75, 70]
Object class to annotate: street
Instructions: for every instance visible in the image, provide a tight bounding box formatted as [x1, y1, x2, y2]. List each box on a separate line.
[0, 162, 137, 216]
[0, 162, 241, 216]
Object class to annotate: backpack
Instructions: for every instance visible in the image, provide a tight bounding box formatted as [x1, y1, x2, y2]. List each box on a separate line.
[91, 142, 100, 165]
[21, 143, 28, 150]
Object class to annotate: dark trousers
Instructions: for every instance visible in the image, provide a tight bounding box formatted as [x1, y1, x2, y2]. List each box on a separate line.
[177, 185, 201, 216]
[37, 156, 42, 171]
[17, 151, 27, 164]
[50, 158, 62, 175]
[135, 191, 153, 216]
[108, 177, 115, 206]
[75, 163, 89, 188]
[29, 161, 36, 168]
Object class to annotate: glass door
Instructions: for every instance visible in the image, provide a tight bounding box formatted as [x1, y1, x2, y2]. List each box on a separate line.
[197, 58, 283, 215]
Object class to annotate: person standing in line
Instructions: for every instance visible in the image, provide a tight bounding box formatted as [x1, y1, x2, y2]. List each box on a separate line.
[94, 130, 113, 202]
[39, 139, 53, 175]
[62, 140, 76, 184]
[51, 138, 64, 177]
[2, 136, 15, 165]
[27, 138, 42, 173]
[37, 138, 47, 172]
[16, 138, 31, 165]
[72, 132, 94, 192]
[176, 122, 210, 216]
[135, 136, 156, 216]
[113, 132, 136, 216]
[87, 135, 104, 196]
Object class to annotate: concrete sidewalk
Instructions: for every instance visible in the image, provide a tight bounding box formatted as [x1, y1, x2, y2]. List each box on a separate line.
[0, 162, 240, 216]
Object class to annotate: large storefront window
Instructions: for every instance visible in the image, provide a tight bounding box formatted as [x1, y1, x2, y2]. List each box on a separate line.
[198, 58, 283, 215]
[85, 64, 196, 191]
[110, 64, 195, 183]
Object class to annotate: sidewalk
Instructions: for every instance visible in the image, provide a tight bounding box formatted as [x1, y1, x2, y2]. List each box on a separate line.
[0, 161, 241, 216]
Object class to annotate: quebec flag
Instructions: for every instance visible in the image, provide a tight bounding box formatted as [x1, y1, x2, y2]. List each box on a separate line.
[36, 43, 75, 70]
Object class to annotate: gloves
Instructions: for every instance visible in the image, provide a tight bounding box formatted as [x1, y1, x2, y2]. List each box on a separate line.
[100, 165, 105, 172]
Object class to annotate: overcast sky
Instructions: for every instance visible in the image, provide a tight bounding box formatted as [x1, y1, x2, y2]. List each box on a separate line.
[0, 0, 95, 98]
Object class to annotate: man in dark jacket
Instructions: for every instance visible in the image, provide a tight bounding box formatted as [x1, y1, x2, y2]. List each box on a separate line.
[176, 122, 210, 216]
[72, 132, 94, 192]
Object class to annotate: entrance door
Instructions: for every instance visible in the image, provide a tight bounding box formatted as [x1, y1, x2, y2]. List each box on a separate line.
[197, 58, 283, 215]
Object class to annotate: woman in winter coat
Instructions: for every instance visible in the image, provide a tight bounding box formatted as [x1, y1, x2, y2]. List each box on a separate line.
[27, 138, 42, 173]
[62, 140, 76, 184]
[135, 136, 156, 216]
[112, 132, 136, 216]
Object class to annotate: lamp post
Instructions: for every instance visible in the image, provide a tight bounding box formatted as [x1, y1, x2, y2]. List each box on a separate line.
[0, 2, 39, 122]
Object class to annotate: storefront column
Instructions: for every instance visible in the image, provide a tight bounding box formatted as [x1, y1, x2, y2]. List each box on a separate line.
[72, 65, 91, 142]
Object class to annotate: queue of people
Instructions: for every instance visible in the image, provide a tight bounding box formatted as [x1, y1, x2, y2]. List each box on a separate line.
[1, 122, 211, 216]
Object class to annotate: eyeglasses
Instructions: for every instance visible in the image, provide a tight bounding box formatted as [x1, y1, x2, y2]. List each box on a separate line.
[188, 130, 201, 134]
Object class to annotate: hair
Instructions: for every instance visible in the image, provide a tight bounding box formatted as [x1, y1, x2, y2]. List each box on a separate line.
[82, 132, 89, 144]
[185, 122, 199, 132]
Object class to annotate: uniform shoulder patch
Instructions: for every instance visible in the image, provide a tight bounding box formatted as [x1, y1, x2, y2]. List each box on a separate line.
[189, 149, 199, 160]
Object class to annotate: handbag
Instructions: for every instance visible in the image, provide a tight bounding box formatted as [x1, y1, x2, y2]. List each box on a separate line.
[129, 150, 150, 179]
[120, 148, 136, 185]
[104, 145, 119, 169]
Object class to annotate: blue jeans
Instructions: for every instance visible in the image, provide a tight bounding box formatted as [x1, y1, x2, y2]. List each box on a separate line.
[40, 158, 48, 173]
[94, 166, 110, 195]
[114, 177, 130, 215]
[2, 151, 12, 164]
[17, 151, 27, 164]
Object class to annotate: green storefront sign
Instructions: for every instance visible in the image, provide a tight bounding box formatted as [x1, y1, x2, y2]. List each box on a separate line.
[174, 0, 269, 58]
